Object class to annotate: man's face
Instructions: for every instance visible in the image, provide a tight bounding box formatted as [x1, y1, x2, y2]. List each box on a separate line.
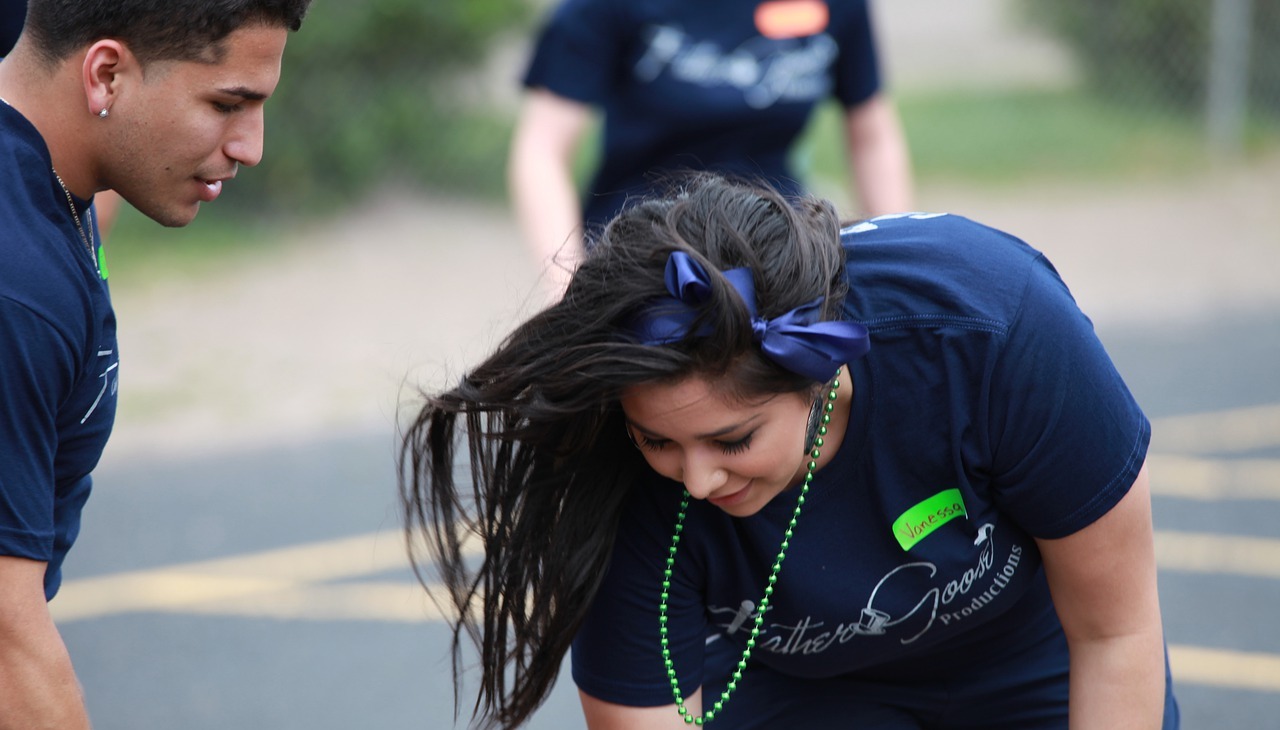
[105, 24, 289, 227]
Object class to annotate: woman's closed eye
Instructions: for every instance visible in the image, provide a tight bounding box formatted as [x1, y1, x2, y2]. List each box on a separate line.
[633, 432, 670, 452]
[717, 433, 754, 454]
[633, 431, 755, 455]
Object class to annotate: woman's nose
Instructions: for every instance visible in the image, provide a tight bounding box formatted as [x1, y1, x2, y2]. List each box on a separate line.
[683, 459, 729, 500]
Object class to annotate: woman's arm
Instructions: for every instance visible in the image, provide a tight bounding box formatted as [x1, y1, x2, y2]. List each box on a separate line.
[1036, 462, 1167, 729]
[581, 688, 704, 730]
[507, 87, 593, 298]
[842, 92, 913, 217]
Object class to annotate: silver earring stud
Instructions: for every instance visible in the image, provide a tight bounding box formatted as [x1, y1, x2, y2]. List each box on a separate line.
[98, 108, 109, 119]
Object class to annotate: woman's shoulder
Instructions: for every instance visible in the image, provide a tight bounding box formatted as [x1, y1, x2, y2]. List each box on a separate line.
[838, 213, 1049, 334]
[840, 212, 1040, 260]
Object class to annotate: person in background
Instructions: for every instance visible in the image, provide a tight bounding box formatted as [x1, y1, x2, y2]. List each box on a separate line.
[401, 175, 1177, 728]
[0, 1, 312, 725]
[508, 0, 914, 296]
[0, 0, 24, 56]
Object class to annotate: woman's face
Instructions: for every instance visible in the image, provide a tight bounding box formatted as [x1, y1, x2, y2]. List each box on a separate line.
[620, 375, 815, 517]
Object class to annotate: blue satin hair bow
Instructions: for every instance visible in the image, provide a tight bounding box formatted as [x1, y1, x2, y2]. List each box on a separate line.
[630, 251, 870, 382]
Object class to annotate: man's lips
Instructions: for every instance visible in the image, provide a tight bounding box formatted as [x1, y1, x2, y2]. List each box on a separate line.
[196, 176, 228, 202]
[195, 165, 238, 201]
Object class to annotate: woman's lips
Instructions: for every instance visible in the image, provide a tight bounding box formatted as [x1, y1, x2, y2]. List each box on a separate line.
[708, 481, 752, 508]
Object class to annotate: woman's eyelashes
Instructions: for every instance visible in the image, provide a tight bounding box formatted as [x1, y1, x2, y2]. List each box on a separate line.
[634, 433, 669, 451]
[633, 431, 755, 454]
[717, 433, 754, 454]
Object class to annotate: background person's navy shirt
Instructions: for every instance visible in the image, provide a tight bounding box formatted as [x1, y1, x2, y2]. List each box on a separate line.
[0, 0, 26, 56]
[0, 100, 118, 600]
[523, 0, 882, 231]
[572, 214, 1156, 710]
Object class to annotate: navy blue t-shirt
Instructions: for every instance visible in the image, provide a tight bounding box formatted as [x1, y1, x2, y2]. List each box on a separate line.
[0, 0, 24, 57]
[572, 213, 1152, 708]
[0, 100, 118, 600]
[523, 0, 882, 230]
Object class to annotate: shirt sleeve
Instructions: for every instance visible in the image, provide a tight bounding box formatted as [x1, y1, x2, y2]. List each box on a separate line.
[985, 254, 1151, 539]
[831, 0, 883, 107]
[572, 478, 710, 706]
[0, 296, 72, 562]
[521, 0, 628, 105]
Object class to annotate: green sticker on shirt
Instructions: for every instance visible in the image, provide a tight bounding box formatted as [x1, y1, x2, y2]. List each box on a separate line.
[892, 489, 967, 551]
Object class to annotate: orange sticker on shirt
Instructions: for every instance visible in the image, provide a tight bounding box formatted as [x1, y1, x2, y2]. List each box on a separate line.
[755, 0, 830, 40]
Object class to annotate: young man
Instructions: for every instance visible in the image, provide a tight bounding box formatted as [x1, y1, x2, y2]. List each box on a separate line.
[0, 1, 311, 726]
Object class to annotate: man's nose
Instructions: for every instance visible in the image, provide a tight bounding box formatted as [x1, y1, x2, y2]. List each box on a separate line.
[226, 108, 265, 167]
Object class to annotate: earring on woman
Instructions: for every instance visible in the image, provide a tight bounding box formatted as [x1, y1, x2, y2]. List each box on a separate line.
[97, 108, 109, 118]
[803, 393, 823, 453]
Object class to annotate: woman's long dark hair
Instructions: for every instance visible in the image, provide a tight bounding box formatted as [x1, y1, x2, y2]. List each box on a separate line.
[398, 174, 849, 728]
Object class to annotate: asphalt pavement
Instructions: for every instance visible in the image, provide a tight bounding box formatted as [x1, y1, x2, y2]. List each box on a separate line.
[57, 306, 1280, 729]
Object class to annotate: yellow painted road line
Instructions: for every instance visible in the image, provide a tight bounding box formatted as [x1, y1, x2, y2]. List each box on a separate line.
[51, 529, 480, 623]
[54, 528, 1280, 624]
[51, 529, 400, 622]
[1152, 403, 1280, 455]
[168, 581, 450, 623]
[1148, 453, 1280, 501]
[1155, 530, 1280, 580]
[1170, 644, 1280, 692]
[49, 529, 1280, 694]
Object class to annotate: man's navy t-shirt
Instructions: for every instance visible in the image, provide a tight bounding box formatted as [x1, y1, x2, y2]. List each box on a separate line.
[0, 100, 118, 599]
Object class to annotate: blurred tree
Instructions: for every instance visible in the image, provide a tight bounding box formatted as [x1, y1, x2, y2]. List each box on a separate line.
[230, 0, 532, 213]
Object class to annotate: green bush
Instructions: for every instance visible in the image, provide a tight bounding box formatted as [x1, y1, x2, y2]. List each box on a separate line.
[227, 0, 531, 213]
[1021, 0, 1279, 116]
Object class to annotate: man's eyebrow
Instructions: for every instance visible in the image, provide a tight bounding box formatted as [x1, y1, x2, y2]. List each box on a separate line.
[219, 86, 268, 101]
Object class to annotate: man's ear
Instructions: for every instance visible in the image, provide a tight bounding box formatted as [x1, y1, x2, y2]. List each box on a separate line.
[81, 39, 134, 119]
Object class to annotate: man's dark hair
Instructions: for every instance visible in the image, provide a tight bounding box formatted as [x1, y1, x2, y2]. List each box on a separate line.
[25, 0, 311, 65]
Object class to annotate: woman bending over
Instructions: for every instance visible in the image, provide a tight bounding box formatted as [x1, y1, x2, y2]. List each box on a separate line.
[400, 174, 1178, 729]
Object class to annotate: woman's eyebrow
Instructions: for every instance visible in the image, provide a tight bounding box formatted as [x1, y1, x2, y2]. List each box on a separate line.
[695, 416, 762, 439]
[625, 414, 763, 440]
[624, 417, 664, 439]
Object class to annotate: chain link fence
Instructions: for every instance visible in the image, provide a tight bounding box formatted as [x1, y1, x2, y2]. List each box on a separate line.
[1020, 0, 1280, 156]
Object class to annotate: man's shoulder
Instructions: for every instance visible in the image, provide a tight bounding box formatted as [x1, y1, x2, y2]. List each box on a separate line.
[0, 162, 98, 345]
[1, 102, 56, 219]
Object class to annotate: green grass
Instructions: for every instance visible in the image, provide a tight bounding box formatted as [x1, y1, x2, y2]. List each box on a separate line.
[797, 87, 1280, 189]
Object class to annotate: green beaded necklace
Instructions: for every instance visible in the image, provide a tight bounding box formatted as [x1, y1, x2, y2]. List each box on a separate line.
[659, 369, 841, 725]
